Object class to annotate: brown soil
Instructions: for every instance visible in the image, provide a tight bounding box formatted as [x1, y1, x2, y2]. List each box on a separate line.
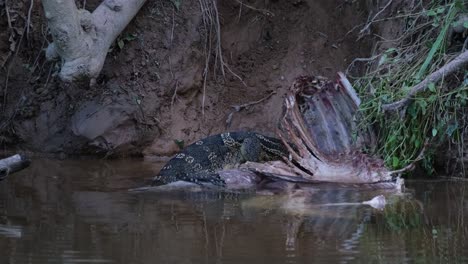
[0, 0, 374, 158]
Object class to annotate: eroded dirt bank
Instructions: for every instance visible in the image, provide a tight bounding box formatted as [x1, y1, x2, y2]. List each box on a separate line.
[0, 0, 374, 157]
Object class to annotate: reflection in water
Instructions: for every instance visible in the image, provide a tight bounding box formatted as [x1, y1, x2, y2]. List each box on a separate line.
[0, 224, 22, 238]
[0, 159, 467, 263]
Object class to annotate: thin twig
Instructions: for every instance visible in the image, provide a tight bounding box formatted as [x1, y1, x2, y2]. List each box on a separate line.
[359, 0, 393, 37]
[346, 54, 381, 75]
[237, 1, 242, 23]
[234, 0, 274, 16]
[5, 0, 12, 29]
[389, 141, 427, 175]
[232, 91, 276, 111]
[27, 36, 47, 81]
[26, 0, 34, 41]
[170, 7, 175, 46]
[382, 50, 468, 112]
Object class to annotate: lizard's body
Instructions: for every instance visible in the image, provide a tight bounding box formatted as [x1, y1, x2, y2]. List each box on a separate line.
[151, 132, 288, 187]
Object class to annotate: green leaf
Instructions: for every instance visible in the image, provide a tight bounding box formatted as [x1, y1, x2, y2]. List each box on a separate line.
[117, 39, 124, 50]
[170, 0, 181, 10]
[418, 100, 427, 115]
[385, 48, 397, 54]
[446, 123, 458, 137]
[432, 128, 438, 137]
[436, 7, 445, 14]
[378, 54, 388, 66]
[417, 6, 457, 79]
[415, 139, 421, 148]
[464, 21, 468, 29]
[454, 0, 464, 10]
[174, 139, 185, 150]
[392, 156, 399, 168]
[428, 95, 437, 103]
[427, 10, 437, 16]
[408, 103, 418, 118]
[124, 33, 137, 41]
[428, 82, 436, 93]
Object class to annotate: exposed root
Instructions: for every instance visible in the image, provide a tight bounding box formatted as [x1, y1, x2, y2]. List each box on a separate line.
[199, 0, 216, 116]
[231, 91, 276, 112]
[226, 91, 275, 128]
[222, 61, 247, 87]
[171, 80, 180, 111]
[212, 1, 225, 78]
[199, 0, 246, 116]
[3, 25, 26, 114]
[358, 0, 393, 40]
[41, 0, 147, 82]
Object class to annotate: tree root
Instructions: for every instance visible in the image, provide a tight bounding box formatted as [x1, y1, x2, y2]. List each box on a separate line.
[42, 0, 147, 82]
[225, 91, 276, 128]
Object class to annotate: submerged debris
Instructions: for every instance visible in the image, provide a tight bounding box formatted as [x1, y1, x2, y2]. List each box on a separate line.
[0, 154, 30, 181]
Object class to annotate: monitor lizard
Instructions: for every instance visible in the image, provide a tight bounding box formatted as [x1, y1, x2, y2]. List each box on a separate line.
[151, 132, 288, 187]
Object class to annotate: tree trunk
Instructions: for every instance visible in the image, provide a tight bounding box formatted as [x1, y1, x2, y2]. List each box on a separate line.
[42, 0, 147, 82]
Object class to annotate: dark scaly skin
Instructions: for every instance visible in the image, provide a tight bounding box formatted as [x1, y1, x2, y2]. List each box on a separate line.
[151, 132, 288, 187]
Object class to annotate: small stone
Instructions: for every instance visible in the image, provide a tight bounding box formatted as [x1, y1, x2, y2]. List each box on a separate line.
[280, 76, 285, 81]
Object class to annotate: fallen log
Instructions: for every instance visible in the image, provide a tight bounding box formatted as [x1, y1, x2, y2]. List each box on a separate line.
[382, 50, 468, 112]
[246, 73, 412, 184]
[0, 154, 30, 181]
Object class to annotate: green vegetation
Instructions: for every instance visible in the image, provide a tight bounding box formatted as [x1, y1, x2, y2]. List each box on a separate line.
[354, 1, 468, 174]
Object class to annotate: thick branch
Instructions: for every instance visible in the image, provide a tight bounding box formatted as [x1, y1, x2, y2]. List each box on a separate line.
[42, 0, 147, 82]
[382, 50, 468, 112]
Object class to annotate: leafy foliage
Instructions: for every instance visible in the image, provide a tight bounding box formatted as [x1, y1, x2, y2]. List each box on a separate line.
[353, 1, 468, 174]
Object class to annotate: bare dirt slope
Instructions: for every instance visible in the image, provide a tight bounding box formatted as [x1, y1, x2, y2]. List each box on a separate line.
[0, 0, 372, 157]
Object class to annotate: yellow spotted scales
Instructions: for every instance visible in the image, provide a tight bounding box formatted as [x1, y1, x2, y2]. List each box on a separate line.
[151, 132, 288, 187]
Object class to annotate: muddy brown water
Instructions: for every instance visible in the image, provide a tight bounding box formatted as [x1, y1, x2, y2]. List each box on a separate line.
[0, 159, 467, 263]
